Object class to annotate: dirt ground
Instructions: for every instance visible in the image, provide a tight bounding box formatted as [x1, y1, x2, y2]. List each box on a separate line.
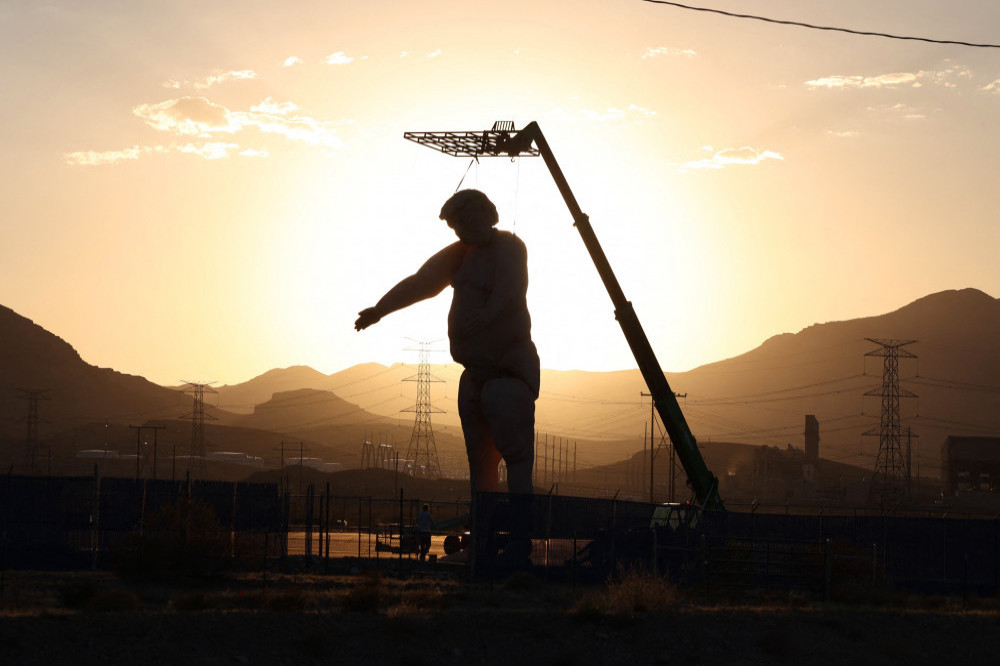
[3, 567, 1000, 666]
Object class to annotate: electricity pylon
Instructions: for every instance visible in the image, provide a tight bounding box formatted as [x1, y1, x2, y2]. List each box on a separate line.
[181, 381, 217, 477]
[863, 339, 917, 508]
[402, 341, 444, 478]
[16, 388, 50, 474]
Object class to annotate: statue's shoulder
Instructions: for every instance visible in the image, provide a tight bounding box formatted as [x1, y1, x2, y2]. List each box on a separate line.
[493, 229, 526, 252]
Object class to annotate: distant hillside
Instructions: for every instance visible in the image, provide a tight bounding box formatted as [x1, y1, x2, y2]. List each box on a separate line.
[5, 288, 999, 485]
[286, 288, 1000, 479]
[0, 305, 193, 437]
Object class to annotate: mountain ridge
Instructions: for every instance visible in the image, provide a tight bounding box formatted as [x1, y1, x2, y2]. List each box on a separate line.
[4, 288, 999, 480]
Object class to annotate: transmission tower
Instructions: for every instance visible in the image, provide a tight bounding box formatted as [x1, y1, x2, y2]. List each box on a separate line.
[863, 338, 917, 508]
[402, 341, 444, 478]
[16, 388, 50, 474]
[180, 382, 217, 477]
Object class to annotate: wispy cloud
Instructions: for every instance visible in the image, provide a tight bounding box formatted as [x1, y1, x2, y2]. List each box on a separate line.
[825, 130, 860, 138]
[805, 73, 919, 89]
[867, 102, 926, 121]
[982, 78, 1000, 93]
[131, 96, 343, 149]
[805, 65, 974, 90]
[177, 142, 240, 159]
[283, 56, 303, 67]
[642, 46, 696, 59]
[163, 69, 258, 90]
[324, 51, 354, 65]
[67, 95, 344, 166]
[63, 142, 245, 165]
[134, 97, 235, 135]
[64, 146, 162, 166]
[673, 146, 783, 172]
[427, 49, 442, 58]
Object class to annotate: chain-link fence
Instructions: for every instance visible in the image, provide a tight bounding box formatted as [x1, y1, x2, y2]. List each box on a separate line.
[3, 472, 999, 596]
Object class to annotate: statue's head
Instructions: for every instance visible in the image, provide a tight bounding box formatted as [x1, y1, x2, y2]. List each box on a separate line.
[440, 189, 498, 244]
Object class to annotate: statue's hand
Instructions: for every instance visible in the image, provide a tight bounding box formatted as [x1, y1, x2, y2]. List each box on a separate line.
[355, 307, 382, 331]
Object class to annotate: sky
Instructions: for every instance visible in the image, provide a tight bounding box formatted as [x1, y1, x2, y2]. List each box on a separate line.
[2, 0, 999, 388]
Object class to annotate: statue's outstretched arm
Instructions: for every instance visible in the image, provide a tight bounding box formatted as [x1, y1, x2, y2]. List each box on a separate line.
[355, 242, 466, 331]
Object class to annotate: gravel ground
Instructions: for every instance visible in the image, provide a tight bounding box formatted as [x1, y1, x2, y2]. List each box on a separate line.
[3, 570, 1000, 665]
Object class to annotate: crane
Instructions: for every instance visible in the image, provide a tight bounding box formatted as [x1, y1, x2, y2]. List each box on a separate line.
[404, 121, 723, 511]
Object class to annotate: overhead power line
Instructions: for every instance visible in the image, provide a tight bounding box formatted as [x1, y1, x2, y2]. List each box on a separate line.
[641, 1, 1000, 48]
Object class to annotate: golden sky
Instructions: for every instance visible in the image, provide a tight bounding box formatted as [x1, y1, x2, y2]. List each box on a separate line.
[2, 1, 999, 386]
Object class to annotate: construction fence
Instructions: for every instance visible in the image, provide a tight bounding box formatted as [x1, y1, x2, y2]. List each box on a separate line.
[0, 473, 471, 573]
[473, 492, 1000, 596]
[3, 474, 1000, 596]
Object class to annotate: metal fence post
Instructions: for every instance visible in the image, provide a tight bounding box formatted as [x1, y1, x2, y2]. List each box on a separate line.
[824, 538, 833, 602]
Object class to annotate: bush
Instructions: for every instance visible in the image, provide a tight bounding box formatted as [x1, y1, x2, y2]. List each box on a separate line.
[111, 497, 230, 580]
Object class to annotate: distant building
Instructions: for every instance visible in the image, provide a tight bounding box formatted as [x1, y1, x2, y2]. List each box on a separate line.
[804, 414, 820, 463]
[206, 451, 265, 467]
[941, 435, 1000, 495]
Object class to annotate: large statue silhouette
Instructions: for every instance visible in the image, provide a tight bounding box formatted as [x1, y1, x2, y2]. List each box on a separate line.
[354, 189, 539, 499]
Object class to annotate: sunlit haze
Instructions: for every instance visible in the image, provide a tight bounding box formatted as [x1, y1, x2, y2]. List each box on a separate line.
[3, 1, 999, 386]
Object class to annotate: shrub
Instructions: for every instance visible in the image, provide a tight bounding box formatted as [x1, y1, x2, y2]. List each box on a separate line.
[111, 497, 229, 580]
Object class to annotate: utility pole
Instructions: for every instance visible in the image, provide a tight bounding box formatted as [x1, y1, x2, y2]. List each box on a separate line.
[129, 424, 166, 481]
[863, 339, 918, 508]
[180, 382, 216, 478]
[361, 439, 375, 469]
[16, 388, 50, 474]
[402, 341, 443, 478]
[643, 391, 685, 503]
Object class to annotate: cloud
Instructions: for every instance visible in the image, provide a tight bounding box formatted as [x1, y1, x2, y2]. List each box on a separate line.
[673, 146, 784, 172]
[163, 70, 258, 90]
[64, 146, 159, 166]
[805, 65, 976, 91]
[642, 46, 696, 59]
[177, 141, 240, 159]
[982, 78, 1000, 93]
[63, 142, 247, 165]
[325, 51, 354, 65]
[134, 97, 237, 135]
[283, 56, 303, 67]
[134, 95, 343, 149]
[427, 49, 442, 58]
[867, 102, 926, 121]
[805, 72, 919, 89]
[251, 98, 299, 115]
[825, 130, 860, 138]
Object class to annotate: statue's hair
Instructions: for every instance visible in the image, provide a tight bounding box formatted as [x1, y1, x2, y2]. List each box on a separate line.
[439, 189, 499, 227]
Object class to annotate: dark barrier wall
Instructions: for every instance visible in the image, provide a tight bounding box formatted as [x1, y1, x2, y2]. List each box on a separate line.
[472, 492, 1000, 595]
[0, 473, 283, 570]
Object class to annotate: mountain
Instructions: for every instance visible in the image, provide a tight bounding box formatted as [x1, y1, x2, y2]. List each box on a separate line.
[0, 306, 394, 474]
[265, 288, 1000, 479]
[0, 305, 191, 434]
[4, 288, 999, 484]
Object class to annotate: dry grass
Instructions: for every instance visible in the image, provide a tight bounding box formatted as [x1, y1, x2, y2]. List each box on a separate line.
[574, 567, 680, 620]
[3, 569, 1000, 665]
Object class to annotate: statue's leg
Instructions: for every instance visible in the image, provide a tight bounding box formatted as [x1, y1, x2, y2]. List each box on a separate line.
[481, 377, 535, 495]
[458, 370, 502, 494]
[480, 377, 536, 569]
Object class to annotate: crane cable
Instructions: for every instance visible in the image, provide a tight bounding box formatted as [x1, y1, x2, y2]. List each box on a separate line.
[641, 1, 1000, 49]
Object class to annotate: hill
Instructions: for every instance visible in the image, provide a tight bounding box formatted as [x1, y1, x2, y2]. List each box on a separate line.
[5, 288, 1000, 492]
